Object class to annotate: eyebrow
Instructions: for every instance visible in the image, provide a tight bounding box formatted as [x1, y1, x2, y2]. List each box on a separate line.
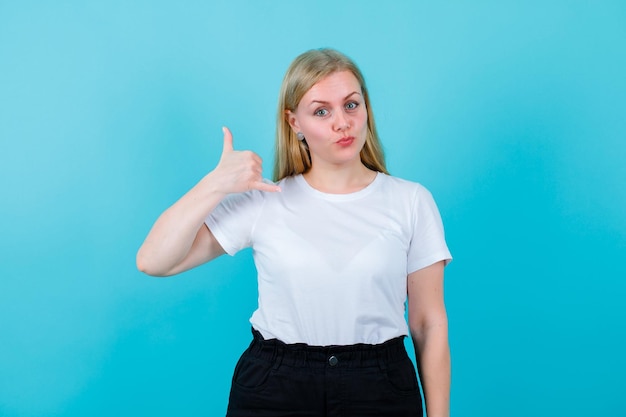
[308, 91, 362, 106]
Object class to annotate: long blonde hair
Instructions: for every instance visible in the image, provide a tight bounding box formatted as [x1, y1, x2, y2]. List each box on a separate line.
[273, 48, 388, 181]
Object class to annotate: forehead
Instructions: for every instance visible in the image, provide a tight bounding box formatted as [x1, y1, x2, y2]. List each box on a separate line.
[301, 70, 362, 102]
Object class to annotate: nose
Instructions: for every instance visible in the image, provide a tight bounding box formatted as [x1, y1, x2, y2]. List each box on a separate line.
[333, 110, 350, 131]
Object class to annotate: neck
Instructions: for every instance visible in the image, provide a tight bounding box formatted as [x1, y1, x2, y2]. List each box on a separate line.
[303, 162, 377, 194]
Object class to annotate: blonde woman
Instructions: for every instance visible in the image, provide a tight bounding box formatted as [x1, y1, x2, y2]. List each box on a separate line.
[137, 48, 452, 417]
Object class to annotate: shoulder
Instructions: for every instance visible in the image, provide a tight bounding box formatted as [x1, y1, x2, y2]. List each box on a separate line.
[221, 175, 301, 209]
[276, 175, 298, 189]
[217, 186, 272, 215]
[377, 175, 443, 219]
[378, 174, 432, 198]
[221, 176, 299, 202]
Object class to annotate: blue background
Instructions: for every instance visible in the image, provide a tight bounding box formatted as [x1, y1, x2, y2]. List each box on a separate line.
[1, 1, 624, 416]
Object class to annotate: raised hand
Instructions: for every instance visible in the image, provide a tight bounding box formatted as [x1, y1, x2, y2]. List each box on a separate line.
[136, 126, 280, 276]
[211, 126, 281, 194]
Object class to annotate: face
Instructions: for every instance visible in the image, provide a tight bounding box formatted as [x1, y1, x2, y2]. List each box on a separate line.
[287, 70, 368, 169]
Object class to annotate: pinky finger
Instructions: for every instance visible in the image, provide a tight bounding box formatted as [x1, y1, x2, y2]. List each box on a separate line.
[252, 180, 282, 193]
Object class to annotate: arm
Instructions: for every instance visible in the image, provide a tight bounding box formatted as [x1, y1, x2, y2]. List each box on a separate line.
[136, 127, 280, 277]
[407, 260, 450, 417]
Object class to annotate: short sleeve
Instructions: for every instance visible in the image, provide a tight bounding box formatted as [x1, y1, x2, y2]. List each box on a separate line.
[205, 190, 264, 256]
[407, 186, 452, 274]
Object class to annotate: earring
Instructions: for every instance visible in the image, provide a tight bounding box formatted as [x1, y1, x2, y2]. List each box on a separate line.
[296, 132, 305, 141]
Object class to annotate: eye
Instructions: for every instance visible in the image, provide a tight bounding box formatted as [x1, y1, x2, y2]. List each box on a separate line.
[345, 101, 359, 111]
[314, 108, 329, 117]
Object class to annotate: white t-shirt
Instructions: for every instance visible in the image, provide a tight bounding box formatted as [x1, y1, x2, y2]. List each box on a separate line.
[205, 173, 451, 346]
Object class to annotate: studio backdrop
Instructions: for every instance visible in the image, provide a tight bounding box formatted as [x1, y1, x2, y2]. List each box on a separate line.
[1, 1, 624, 416]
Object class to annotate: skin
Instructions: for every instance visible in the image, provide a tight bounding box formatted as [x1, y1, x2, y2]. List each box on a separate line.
[135, 127, 280, 276]
[286, 70, 376, 193]
[409, 261, 451, 417]
[136, 70, 450, 416]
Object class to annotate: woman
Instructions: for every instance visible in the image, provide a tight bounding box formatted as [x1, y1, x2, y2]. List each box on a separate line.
[137, 48, 452, 417]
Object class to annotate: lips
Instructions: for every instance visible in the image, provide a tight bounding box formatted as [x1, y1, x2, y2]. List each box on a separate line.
[336, 136, 355, 146]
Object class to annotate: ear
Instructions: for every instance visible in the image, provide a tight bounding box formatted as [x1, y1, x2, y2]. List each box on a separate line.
[285, 109, 301, 132]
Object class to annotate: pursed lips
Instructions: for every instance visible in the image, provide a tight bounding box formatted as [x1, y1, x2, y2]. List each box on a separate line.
[336, 136, 355, 145]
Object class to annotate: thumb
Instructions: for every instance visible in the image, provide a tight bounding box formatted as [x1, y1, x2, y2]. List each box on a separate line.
[222, 126, 234, 154]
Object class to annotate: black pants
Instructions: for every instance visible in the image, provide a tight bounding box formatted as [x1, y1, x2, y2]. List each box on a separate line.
[226, 328, 422, 417]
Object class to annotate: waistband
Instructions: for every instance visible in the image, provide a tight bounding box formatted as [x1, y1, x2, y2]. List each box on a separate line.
[246, 328, 409, 370]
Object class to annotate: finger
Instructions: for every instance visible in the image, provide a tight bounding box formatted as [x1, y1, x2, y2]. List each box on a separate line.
[222, 126, 234, 153]
[251, 180, 282, 193]
[251, 153, 263, 166]
[241, 150, 263, 166]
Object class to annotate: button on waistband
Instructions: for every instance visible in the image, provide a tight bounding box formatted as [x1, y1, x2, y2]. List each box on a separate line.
[328, 355, 338, 366]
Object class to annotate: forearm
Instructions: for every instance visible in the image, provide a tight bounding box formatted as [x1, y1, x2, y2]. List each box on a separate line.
[136, 171, 226, 276]
[136, 127, 282, 276]
[412, 324, 451, 417]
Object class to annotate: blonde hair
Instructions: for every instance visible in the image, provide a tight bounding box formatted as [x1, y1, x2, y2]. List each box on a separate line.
[273, 48, 388, 181]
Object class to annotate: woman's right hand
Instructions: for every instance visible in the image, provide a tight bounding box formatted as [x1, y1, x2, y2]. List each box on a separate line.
[136, 126, 279, 276]
[209, 126, 281, 195]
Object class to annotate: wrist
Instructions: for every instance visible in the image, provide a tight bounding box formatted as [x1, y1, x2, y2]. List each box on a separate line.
[197, 171, 229, 198]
